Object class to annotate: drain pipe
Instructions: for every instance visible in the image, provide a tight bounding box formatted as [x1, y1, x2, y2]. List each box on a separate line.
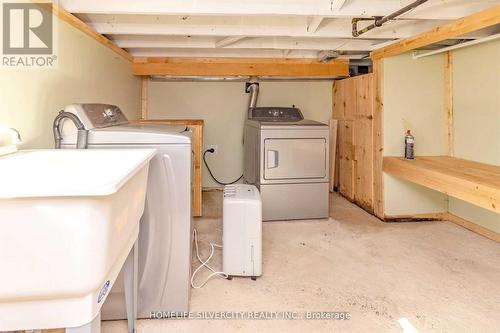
[246, 82, 260, 116]
[352, 0, 428, 37]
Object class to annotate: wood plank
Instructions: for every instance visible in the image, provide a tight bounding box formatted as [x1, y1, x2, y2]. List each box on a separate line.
[141, 77, 149, 119]
[371, 5, 500, 60]
[445, 213, 500, 243]
[332, 81, 343, 189]
[131, 119, 204, 217]
[384, 212, 447, 222]
[383, 211, 499, 243]
[132, 57, 349, 77]
[372, 59, 385, 218]
[383, 156, 500, 213]
[32, 1, 132, 62]
[332, 74, 375, 210]
[329, 119, 338, 192]
[343, 78, 357, 120]
[444, 51, 453, 156]
[192, 124, 203, 217]
[338, 120, 355, 200]
[332, 80, 344, 121]
[354, 74, 374, 212]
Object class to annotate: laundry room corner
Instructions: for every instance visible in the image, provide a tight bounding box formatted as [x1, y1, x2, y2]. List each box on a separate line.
[0, 9, 141, 150]
[147, 80, 333, 189]
[1, 1, 499, 332]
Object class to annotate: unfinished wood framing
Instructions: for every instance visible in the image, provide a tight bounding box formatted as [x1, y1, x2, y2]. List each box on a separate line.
[130, 119, 204, 217]
[354, 74, 374, 211]
[444, 51, 454, 156]
[371, 4, 500, 60]
[332, 74, 374, 212]
[132, 57, 349, 77]
[328, 119, 338, 192]
[372, 59, 384, 218]
[384, 212, 448, 222]
[33, 1, 132, 61]
[141, 77, 149, 119]
[445, 213, 500, 243]
[383, 212, 500, 243]
[383, 156, 500, 214]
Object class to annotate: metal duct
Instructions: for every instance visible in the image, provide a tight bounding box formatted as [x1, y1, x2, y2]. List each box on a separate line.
[246, 82, 260, 110]
[352, 0, 429, 37]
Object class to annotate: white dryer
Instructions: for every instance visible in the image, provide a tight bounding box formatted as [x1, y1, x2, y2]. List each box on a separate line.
[243, 107, 329, 221]
[58, 103, 193, 319]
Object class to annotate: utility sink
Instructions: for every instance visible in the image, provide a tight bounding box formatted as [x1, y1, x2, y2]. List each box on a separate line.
[0, 149, 155, 331]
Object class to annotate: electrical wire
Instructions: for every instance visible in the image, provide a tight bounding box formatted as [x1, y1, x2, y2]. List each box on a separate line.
[190, 228, 229, 289]
[203, 149, 243, 185]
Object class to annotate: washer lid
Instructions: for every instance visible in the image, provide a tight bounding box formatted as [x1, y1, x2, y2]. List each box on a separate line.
[62, 123, 192, 145]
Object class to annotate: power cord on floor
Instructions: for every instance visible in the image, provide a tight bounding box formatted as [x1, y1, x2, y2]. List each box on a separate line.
[190, 228, 229, 289]
[203, 148, 243, 185]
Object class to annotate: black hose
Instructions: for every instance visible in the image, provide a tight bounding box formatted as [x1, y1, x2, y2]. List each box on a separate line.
[203, 149, 243, 185]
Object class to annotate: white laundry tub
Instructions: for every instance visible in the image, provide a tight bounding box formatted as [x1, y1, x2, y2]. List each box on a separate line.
[0, 149, 155, 330]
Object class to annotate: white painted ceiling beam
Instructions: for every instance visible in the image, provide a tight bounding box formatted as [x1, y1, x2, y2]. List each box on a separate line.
[128, 47, 368, 59]
[113, 36, 389, 51]
[130, 48, 321, 58]
[307, 16, 324, 33]
[60, 0, 500, 20]
[330, 0, 348, 10]
[215, 36, 246, 48]
[89, 16, 470, 39]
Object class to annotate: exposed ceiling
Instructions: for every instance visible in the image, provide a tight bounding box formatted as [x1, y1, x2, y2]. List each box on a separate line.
[60, 0, 500, 60]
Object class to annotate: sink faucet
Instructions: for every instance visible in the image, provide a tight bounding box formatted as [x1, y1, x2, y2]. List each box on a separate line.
[53, 111, 88, 149]
[0, 127, 22, 156]
[0, 127, 22, 145]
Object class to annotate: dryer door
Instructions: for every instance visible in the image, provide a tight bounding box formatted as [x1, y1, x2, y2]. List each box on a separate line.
[263, 138, 327, 180]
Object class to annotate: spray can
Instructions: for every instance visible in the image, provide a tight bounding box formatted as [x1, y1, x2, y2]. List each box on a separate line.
[404, 130, 414, 159]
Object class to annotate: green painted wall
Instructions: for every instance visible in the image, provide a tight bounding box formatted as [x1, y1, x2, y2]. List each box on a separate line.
[0, 16, 141, 149]
[449, 38, 500, 233]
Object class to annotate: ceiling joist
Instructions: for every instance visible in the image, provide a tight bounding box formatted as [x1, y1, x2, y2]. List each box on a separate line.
[371, 4, 500, 59]
[59, 0, 498, 20]
[33, 1, 132, 61]
[112, 36, 389, 52]
[307, 16, 325, 33]
[331, 0, 348, 10]
[132, 57, 350, 77]
[53, 0, 500, 61]
[215, 36, 246, 48]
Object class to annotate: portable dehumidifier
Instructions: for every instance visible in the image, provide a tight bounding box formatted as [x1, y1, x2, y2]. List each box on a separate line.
[222, 184, 262, 280]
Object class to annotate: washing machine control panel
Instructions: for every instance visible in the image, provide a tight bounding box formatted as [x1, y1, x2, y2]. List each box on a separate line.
[81, 104, 129, 128]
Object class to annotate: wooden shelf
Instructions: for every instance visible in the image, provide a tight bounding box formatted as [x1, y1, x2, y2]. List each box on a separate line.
[383, 156, 500, 214]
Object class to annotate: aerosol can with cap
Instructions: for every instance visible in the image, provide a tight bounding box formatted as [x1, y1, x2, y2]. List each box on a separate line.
[404, 130, 414, 159]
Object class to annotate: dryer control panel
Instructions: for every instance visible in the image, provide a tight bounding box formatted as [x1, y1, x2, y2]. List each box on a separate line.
[248, 107, 303, 122]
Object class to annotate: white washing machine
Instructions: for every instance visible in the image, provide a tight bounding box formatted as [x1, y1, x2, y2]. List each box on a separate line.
[57, 103, 193, 319]
[243, 107, 329, 221]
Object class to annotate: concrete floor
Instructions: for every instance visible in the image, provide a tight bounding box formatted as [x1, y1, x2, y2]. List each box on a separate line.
[104, 191, 500, 333]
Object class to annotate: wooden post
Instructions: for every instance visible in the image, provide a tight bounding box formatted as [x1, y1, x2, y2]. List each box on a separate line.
[372, 59, 384, 219]
[192, 124, 203, 217]
[444, 51, 454, 156]
[141, 77, 149, 120]
[329, 118, 338, 192]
